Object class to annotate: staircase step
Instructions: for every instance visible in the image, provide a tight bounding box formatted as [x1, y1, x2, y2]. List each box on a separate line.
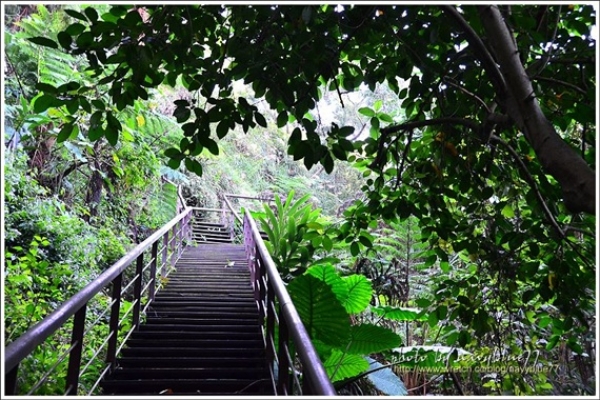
[124, 338, 264, 348]
[138, 324, 261, 333]
[101, 378, 272, 394]
[145, 317, 259, 325]
[120, 346, 265, 358]
[147, 310, 258, 319]
[152, 300, 256, 309]
[130, 331, 261, 341]
[115, 357, 267, 368]
[108, 367, 268, 380]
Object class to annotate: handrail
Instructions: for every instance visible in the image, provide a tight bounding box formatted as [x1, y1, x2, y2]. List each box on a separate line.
[222, 194, 243, 226]
[243, 209, 336, 395]
[4, 208, 194, 395]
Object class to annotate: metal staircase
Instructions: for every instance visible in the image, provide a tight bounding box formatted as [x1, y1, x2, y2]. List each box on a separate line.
[4, 201, 335, 396]
[100, 243, 272, 395]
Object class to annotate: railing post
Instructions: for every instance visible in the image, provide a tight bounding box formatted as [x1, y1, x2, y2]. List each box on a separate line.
[149, 242, 159, 302]
[277, 316, 291, 395]
[169, 224, 177, 266]
[265, 278, 276, 377]
[132, 254, 144, 329]
[5, 364, 19, 395]
[161, 233, 169, 277]
[106, 273, 123, 365]
[65, 304, 87, 395]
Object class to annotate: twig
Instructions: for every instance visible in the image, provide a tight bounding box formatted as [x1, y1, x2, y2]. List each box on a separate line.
[443, 77, 492, 114]
[533, 76, 587, 95]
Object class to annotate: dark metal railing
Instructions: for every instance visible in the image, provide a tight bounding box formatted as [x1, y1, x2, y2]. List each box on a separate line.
[243, 209, 336, 395]
[4, 209, 193, 396]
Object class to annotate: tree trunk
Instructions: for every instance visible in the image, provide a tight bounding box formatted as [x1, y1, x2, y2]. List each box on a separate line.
[477, 5, 596, 215]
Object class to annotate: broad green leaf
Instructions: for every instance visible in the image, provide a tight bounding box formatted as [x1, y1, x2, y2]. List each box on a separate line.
[340, 274, 372, 314]
[306, 264, 348, 302]
[372, 305, 428, 322]
[323, 349, 369, 382]
[346, 324, 402, 354]
[288, 274, 350, 347]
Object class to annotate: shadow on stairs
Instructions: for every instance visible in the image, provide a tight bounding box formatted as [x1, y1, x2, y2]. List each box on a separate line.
[100, 243, 273, 396]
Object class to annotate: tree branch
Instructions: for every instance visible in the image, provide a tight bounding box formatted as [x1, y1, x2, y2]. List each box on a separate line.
[443, 77, 492, 114]
[441, 6, 508, 99]
[380, 117, 480, 136]
[533, 76, 587, 95]
[489, 134, 564, 238]
[478, 5, 596, 214]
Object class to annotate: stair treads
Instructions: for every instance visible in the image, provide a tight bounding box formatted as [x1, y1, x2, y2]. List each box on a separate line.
[120, 347, 266, 358]
[101, 378, 271, 394]
[100, 243, 274, 396]
[145, 317, 259, 325]
[124, 339, 264, 348]
[108, 367, 268, 380]
[115, 357, 267, 368]
[129, 331, 262, 340]
[138, 324, 261, 333]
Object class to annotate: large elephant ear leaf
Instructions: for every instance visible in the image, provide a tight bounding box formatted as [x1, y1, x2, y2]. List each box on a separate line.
[323, 349, 369, 382]
[339, 274, 373, 314]
[306, 264, 348, 302]
[288, 274, 350, 347]
[346, 324, 402, 354]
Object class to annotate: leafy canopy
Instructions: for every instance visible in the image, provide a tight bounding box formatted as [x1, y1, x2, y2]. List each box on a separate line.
[28, 5, 596, 323]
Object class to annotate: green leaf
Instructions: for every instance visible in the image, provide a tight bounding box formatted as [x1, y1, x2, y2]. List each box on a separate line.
[104, 125, 119, 146]
[167, 158, 181, 170]
[372, 305, 428, 322]
[203, 138, 220, 156]
[501, 203, 515, 218]
[65, 22, 86, 36]
[216, 119, 229, 139]
[323, 349, 369, 382]
[350, 241, 360, 256]
[358, 107, 375, 117]
[27, 36, 59, 49]
[84, 7, 99, 22]
[288, 274, 350, 347]
[33, 94, 58, 113]
[277, 111, 288, 128]
[340, 274, 373, 314]
[306, 264, 349, 303]
[255, 112, 267, 128]
[346, 324, 402, 354]
[65, 9, 88, 21]
[57, 123, 74, 143]
[57, 32, 72, 49]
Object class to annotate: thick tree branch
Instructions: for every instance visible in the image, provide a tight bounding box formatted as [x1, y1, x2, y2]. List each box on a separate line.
[478, 5, 595, 214]
[380, 117, 480, 136]
[441, 6, 508, 100]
